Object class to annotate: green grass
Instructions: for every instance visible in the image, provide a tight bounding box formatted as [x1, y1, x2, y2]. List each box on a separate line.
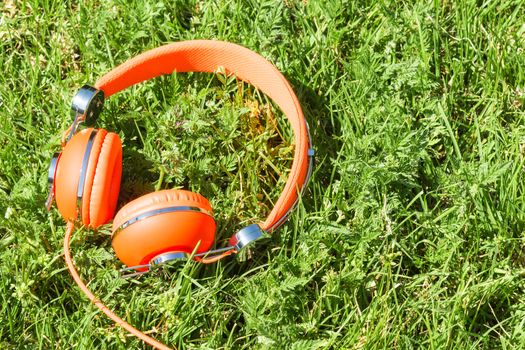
[1, 0, 525, 348]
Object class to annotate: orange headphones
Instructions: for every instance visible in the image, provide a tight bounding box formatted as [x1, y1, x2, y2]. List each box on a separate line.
[47, 40, 313, 349]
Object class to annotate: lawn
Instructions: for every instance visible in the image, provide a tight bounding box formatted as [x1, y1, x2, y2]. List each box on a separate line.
[1, 0, 525, 349]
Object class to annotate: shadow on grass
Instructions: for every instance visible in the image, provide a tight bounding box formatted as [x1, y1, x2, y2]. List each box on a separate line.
[206, 77, 344, 279]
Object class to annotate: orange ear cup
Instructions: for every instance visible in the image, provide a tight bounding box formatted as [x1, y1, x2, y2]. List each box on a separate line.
[111, 190, 216, 269]
[55, 128, 122, 227]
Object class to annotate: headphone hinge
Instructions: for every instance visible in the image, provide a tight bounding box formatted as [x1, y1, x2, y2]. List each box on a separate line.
[66, 85, 105, 141]
[229, 224, 269, 261]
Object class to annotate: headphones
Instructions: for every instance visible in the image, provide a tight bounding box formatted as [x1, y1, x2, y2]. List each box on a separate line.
[47, 40, 313, 349]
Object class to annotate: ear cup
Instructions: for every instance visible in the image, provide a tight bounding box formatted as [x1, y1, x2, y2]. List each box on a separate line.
[82, 132, 122, 228]
[111, 190, 216, 268]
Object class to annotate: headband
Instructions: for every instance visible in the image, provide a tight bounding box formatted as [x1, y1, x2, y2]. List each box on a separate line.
[93, 40, 313, 231]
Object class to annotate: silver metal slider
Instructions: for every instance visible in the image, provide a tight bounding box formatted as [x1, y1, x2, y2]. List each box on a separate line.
[45, 152, 61, 210]
[229, 224, 269, 261]
[67, 85, 105, 141]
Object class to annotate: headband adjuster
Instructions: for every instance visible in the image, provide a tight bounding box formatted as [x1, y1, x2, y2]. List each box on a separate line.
[66, 85, 104, 141]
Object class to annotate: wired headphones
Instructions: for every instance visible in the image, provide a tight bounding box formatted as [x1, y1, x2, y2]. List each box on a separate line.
[46, 40, 314, 349]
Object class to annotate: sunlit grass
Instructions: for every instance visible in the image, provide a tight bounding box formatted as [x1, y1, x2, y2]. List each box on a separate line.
[1, 0, 525, 349]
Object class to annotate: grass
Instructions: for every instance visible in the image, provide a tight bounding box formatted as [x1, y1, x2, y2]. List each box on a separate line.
[1, 0, 525, 348]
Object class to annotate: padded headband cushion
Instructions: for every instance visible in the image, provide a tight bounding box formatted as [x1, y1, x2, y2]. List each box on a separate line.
[95, 40, 310, 231]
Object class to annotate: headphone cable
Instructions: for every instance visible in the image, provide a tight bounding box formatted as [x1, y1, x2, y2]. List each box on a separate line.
[63, 221, 173, 350]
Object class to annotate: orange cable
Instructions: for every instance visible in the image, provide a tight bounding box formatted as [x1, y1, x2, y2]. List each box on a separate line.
[197, 249, 235, 264]
[63, 221, 173, 350]
[61, 124, 73, 146]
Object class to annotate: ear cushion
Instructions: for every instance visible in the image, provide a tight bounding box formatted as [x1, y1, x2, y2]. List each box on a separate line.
[85, 132, 122, 228]
[112, 189, 212, 232]
[111, 190, 216, 268]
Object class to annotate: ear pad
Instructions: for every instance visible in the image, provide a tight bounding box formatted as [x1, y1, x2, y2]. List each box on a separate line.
[111, 190, 216, 268]
[81, 131, 122, 228]
[54, 128, 122, 227]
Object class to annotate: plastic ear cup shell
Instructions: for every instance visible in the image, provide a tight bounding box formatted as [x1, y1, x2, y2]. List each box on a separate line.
[111, 190, 216, 269]
[55, 128, 98, 222]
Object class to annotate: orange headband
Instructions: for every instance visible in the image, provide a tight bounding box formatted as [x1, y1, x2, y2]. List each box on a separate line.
[94, 40, 312, 231]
